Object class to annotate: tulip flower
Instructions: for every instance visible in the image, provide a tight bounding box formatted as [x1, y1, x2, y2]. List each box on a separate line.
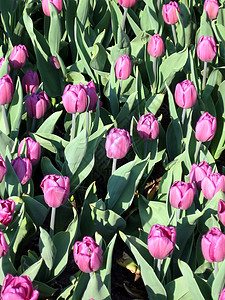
[137, 113, 159, 140]
[195, 112, 217, 142]
[117, 0, 137, 7]
[201, 173, 225, 200]
[81, 81, 99, 112]
[0, 231, 9, 258]
[73, 236, 103, 273]
[50, 56, 61, 69]
[18, 137, 41, 166]
[11, 157, 32, 185]
[0, 155, 7, 183]
[9, 45, 28, 69]
[148, 224, 176, 259]
[25, 91, 49, 120]
[115, 55, 132, 100]
[218, 199, 225, 226]
[22, 70, 39, 94]
[42, 0, 63, 16]
[162, 1, 180, 45]
[0, 199, 15, 226]
[204, 0, 219, 20]
[219, 287, 225, 300]
[1, 274, 39, 300]
[169, 181, 195, 210]
[189, 161, 212, 190]
[175, 80, 197, 109]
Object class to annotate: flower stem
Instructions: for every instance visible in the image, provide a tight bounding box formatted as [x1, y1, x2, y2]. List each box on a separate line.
[144, 140, 148, 158]
[121, 7, 128, 31]
[157, 259, 162, 278]
[31, 118, 36, 132]
[176, 208, 181, 221]
[86, 111, 89, 140]
[202, 61, 208, 90]
[214, 262, 218, 277]
[153, 56, 157, 92]
[194, 140, 202, 163]
[181, 108, 186, 126]
[1, 105, 9, 135]
[50, 207, 56, 238]
[171, 24, 177, 46]
[70, 113, 76, 142]
[117, 80, 123, 101]
[157, 0, 161, 10]
[112, 158, 117, 175]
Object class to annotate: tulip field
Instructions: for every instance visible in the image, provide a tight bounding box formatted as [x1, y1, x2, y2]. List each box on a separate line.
[1, 0, 225, 299]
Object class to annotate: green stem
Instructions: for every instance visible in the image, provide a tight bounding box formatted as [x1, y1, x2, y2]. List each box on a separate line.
[157, 259, 162, 278]
[194, 140, 202, 163]
[86, 111, 89, 140]
[171, 24, 177, 46]
[31, 118, 36, 132]
[144, 140, 148, 158]
[121, 7, 128, 31]
[1, 105, 9, 135]
[112, 158, 117, 175]
[176, 208, 181, 221]
[157, 0, 161, 10]
[214, 262, 218, 277]
[153, 56, 157, 92]
[117, 80, 122, 101]
[50, 207, 56, 238]
[70, 113, 76, 142]
[202, 61, 207, 90]
[181, 108, 186, 126]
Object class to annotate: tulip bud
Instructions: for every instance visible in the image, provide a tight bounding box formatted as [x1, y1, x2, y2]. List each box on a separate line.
[62, 83, 87, 114]
[117, 0, 137, 7]
[189, 161, 212, 190]
[11, 157, 32, 185]
[25, 91, 49, 119]
[137, 113, 159, 140]
[105, 128, 131, 159]
[40, 174, 70, 208]
[0, 231, 9, 258]
[201, 173, 225, 200]
[201, 227, 225, 262]
[0, 74, 14, 105]
[219, 288, 225, 300]
[18, 137, 41, 166]
[195, 112, 217, 142]
[162, 1, 180, 25]
[147, 34, 164, 58]
[0, 155, 7, 183]
[204, 0, 219, 20]
[0, 57, 10, 73]
[9, 45, 28, 69]
[115, 55, 132, 80]
[1, 274, 39, 300]
[81, 81, 99, 112]
[218, 199, 225, 226]
[174, 80, 197, 109]
[50, 56, 61, 69]
[22, 70, 39, 94]
[148, 224, 176, 259]
[0, 199, 15, 226]
[73, 236, 103, 273]
[197, 36, 217, 62]
[169, 181, 195, 210]
[42, 0, 63, 16]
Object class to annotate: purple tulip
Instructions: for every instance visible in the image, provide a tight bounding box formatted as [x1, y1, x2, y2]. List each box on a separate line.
[115, 55, 132, 80]
[62, 83, 87, 114]
[50, 56, 61, 69]
[18, 137, 41, 166]
[0, 155, 7, 183]
[201, 227, 225, 262]
[201, 173, 225, 200]
[148, 224, 176, 259]
[25, 91, 49, 119]
[105, 128, 131, 159]
[117, 0, 137, 7]
[40, 174, 70, 208]
[73, 236, 103, 273]
[174, 80, 197, 109]
[11, 157, 32, 185]
[147, 34, 164, 58]
[42, 0, 63, 16]
[0, 74, 14, 105]
[197, 36, 217, 62]
[1, 274, 39, 300]
[162, 1, 180, 25]
[195, 112, 217, 142]
[169, 181, 195, 210]
[218, 199, 225, 226]
[189, 161, 212, 190]
[0, 199, 15, 226]
[0, 231, 8, 258]
[137, 113, 159, 140]
[9, 45, 28, 69]
[81, 81, 99, 112]
[22, 70, 39, 94]
[204, 0, 219, 20]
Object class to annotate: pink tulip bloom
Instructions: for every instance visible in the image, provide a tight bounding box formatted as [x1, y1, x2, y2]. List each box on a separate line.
[115, 55, 132, 80]
[197, 36, 217, 62]
[105, 128, 131, 159]
[175, 80, 197, 109]
[137, 113, 159, 140]
[9, 45, 28, 69]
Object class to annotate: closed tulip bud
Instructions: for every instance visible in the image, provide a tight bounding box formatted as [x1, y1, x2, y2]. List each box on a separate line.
[115, 55, 132, 80]
[22, 70, 39, 94]
[117, 0, 137, 7]
[18, 137, 41, 166]
[147, 34, 164, 58]
[174, 80, 197, 109]
[219, 288, 225, 300]
[204, 0, 219, 19]
[81, 81, 99, 112]
[197, 36, 217, 62]
[9, 45, 28, 69]
[1, 274, 39, 300]
[50, 56, 61, 69]
[40, 174, 70, 208]
[189, 161, 212, 190]
[201, 173, 225, 200]
[73, 236, 103, 273]
[0, 231, 9, 258]
[162, 1, 180, 25]
[62, 84, 87, 114]
[201, 227, 225, 262]
[0, 74, 14, 105]
[218, 200, 225, 226]
[148, 224, 176, 259]
[0, 57, 10, 73]
[25, 91, 49, 119]
[137, 113, 159, 140]
[169, 181, 195, 210]
[195, 112, 217, 142]
[0, 155, 7, 183]
[0, 199, 15, 226]
[11, 157, 32, 185]
[42, 0, 63, 16]
[105, 128, 131, 159]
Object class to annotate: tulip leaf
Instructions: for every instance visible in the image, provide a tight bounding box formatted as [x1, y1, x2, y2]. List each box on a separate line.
[76, 0, 90, 31]
[72, 272, 90, 300]
[165, 276, 192, 300]
[0, 130, 14, 158]
[119, 232, 167, 299]
[212, 259, 225, 300]
[116, 92, 137, 128]
[21, 258, 43, 281]
[33, 280, 57, 299]
[82, 273, 111, 300]
[39, 227, 56, 271]
[41, 156, 62, 177]
[108, 1, 123, 44]
[146, 93, 165, 115]
[48, 3, 61, 56]
[0, 251, 17, 285]
[36, 111, 63, 134]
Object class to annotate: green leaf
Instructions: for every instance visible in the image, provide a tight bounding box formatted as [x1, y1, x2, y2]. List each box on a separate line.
[76, 0, 90, 31]
[82, 273, 111, 300]
[33, 280, 57, 299]
[0, 130, 14, 158]
[37, 111, 63, 134]
[146, 94, 165, 115]
[48, 3, 61, 55]
[39, 227, 56, 271]
[116, 92, 137, 128]
[165, 276, 192, 300]
[41, 156, 62, 177]
[21, 258, 43, 281]
[212, 259, 225, 300]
